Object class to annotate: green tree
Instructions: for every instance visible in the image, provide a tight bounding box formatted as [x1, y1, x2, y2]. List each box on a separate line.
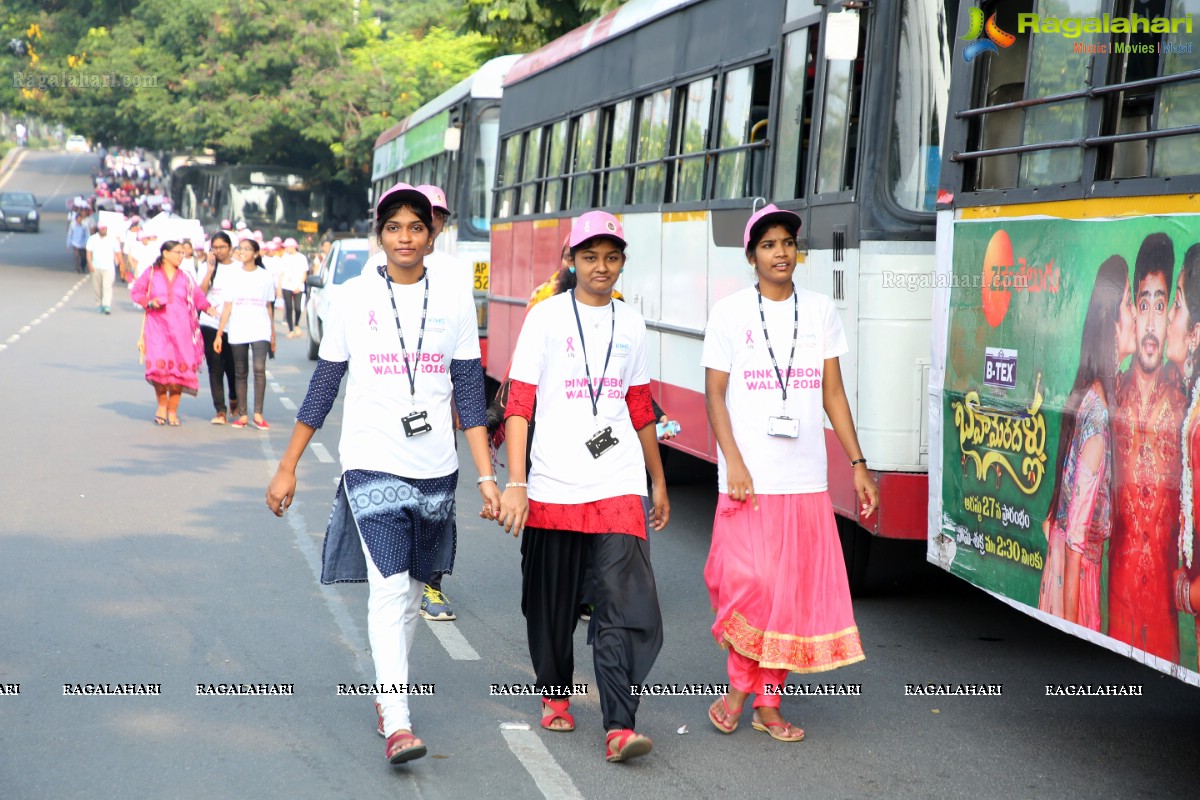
[461, 0, 622, 54]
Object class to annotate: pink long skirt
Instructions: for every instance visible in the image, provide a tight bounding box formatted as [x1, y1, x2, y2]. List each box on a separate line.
[704, 491, 864, 673]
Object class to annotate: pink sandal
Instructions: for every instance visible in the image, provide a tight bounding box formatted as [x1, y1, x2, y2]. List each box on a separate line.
[708, 695, 744, 734]
[540, 697, 575, 732]
[605, 729, 652, 762]
[751, 714, 805, 742]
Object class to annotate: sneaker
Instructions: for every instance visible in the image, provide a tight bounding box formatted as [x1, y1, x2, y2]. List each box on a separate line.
[253, 418, 270, 430]
[231, 417, 248, 429]
[102, 306, 111, 314]
[97, 305, 104, 314]
[420, 585, 456, 621]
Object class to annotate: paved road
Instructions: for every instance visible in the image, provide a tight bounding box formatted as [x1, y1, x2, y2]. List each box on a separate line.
[0, 149, 1196, 799]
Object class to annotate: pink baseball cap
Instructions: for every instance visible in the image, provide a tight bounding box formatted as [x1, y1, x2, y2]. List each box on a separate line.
[743, 204, 801, 250]
[376, 181, 432, 219]
[283, 237, 298, 248]
[220, 219, 231, 229]
[569, 211, 625, 249]
[415, 184, 449, 214]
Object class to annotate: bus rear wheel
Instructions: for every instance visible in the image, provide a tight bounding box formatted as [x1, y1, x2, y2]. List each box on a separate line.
[836, 515, 872, 596]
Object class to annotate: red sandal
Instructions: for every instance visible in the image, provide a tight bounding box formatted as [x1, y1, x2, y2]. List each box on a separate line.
[540, 697, 575, 732]
[605, 729, 652, 762]
[386, 729, 427, 764]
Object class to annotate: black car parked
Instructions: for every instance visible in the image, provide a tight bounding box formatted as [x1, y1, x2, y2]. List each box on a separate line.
[0, 191, 41, 232]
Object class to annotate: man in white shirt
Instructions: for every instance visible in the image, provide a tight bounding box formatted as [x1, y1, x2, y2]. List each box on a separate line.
[86, 222, 120, 314]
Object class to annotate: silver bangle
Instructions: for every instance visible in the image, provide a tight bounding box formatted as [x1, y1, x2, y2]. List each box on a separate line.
[476, 475, 497, 485]
[505, 482, 528, 489]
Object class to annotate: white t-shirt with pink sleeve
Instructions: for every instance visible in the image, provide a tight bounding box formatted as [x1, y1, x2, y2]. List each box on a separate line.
[701, 285, 848, 495]
[508, 291, 651, 504]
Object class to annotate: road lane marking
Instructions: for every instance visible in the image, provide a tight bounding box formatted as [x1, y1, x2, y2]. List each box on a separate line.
[310, 443, 334, 463]
[270, 382, 284, 393]
[0, 149, 28, 190]
[501, 728, 585, 800]
[280, 397, 297, 411]
[423, 619, 480, 661]
[255, 435, 372, 678]
[0, 278, 87, 355]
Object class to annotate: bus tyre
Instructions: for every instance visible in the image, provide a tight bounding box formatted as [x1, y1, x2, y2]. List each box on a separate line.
[836, 515, 871, 596]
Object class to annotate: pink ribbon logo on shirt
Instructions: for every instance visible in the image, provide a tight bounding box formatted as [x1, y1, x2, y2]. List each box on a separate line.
[368, 310, 378, 328]
[566, 336, 576, 354]
[745, 330, 754, 345]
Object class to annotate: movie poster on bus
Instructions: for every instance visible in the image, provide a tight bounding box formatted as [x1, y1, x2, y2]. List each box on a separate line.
[938, 214, 1200, 679]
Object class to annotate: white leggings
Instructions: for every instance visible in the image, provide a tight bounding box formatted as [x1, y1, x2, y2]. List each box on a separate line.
[359, 531, 424, 736]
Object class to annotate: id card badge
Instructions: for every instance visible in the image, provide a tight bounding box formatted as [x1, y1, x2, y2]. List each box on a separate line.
[585, 427, 619, 459]
[767, 415, 800, 439]
[402, 409, 433, 437]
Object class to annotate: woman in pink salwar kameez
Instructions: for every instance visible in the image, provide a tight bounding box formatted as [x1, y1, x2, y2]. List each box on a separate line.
[701, 205, 877, 742]
[131, 240, 214, 425]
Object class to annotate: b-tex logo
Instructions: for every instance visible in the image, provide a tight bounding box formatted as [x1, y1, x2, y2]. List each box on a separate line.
[961, 7, 1016, 62]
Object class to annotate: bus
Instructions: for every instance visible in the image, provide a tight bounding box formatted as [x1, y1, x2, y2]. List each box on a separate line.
[170, 163, 326, 242]
[932, 0, 1200, 685]
[371, 54, 522, 369]
[488, 0, 955, 571]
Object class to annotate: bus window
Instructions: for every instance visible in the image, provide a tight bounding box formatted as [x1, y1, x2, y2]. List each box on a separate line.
[672, 77, 713, 203]
[815, 20, 867, 195]
[497, 135, 520, 218]
[890, 0, 954, 212]
[1019, 0, 1103, 186]
[542, 119, 569, 213]
[1105, 0, 1170, 178]
[714, 62, 773, 200]
[1151, 0, 1200, 176]
[602, 100, 634, 206]
[774, 26, 818, 201]
[569, 109, 599, 210]
[633, 88, 672, 205]
[468, 107, 499, 231]
[520, 127, 543, 216]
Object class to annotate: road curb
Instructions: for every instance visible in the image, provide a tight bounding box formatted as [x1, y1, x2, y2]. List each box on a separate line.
[0, 145, 24, 179]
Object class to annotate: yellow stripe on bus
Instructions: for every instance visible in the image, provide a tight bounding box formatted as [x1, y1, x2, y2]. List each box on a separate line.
[663, 210, 708, 223]
[960, 194, 1200, 220]
[491, 222, 513, 232]
[533, 219, 559, 229]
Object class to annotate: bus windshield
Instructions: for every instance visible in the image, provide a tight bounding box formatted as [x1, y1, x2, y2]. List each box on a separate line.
[228, 183, 320, 227]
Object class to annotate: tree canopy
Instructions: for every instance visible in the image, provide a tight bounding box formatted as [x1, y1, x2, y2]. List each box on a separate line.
[1, 0, 616, 199]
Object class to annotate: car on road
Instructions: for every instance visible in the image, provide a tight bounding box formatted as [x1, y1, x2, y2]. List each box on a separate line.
[65, 135, 90, 153]
[305, 237, 370, 360]
[0, 191, 41, 232]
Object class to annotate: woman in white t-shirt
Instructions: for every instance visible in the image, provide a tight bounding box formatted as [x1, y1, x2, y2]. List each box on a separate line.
[198, 233, 239, 424]
[279, 238, 310, 338]
[214, 239, 276, 429]
[701, 204, 878, 743]
[265, 183, 500, 766]
[496, 210, 669, 764]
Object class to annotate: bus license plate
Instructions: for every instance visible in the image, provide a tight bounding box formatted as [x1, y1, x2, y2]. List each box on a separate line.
[473, 261, 489, 292]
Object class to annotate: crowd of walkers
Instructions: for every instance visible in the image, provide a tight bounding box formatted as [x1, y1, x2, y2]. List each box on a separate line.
[259, 180, 878, 768]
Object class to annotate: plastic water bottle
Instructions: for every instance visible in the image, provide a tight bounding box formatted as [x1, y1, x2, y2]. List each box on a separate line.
[656, 420, 681, 439]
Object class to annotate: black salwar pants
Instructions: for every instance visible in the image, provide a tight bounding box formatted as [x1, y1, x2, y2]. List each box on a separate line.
[520, 527, 662, 731]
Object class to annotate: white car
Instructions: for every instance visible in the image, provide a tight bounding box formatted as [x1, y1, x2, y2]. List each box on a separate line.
[306, 238, 370, 360]
[65, 135, 89, 153]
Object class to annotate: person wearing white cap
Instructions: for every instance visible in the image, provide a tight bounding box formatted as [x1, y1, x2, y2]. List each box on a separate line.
[279, 237, 309, 338]
[85, 221, 120, 313]
[266, 182, 499, 766]
[495, 209, 668, 763]
[701, 204, 876, 743]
